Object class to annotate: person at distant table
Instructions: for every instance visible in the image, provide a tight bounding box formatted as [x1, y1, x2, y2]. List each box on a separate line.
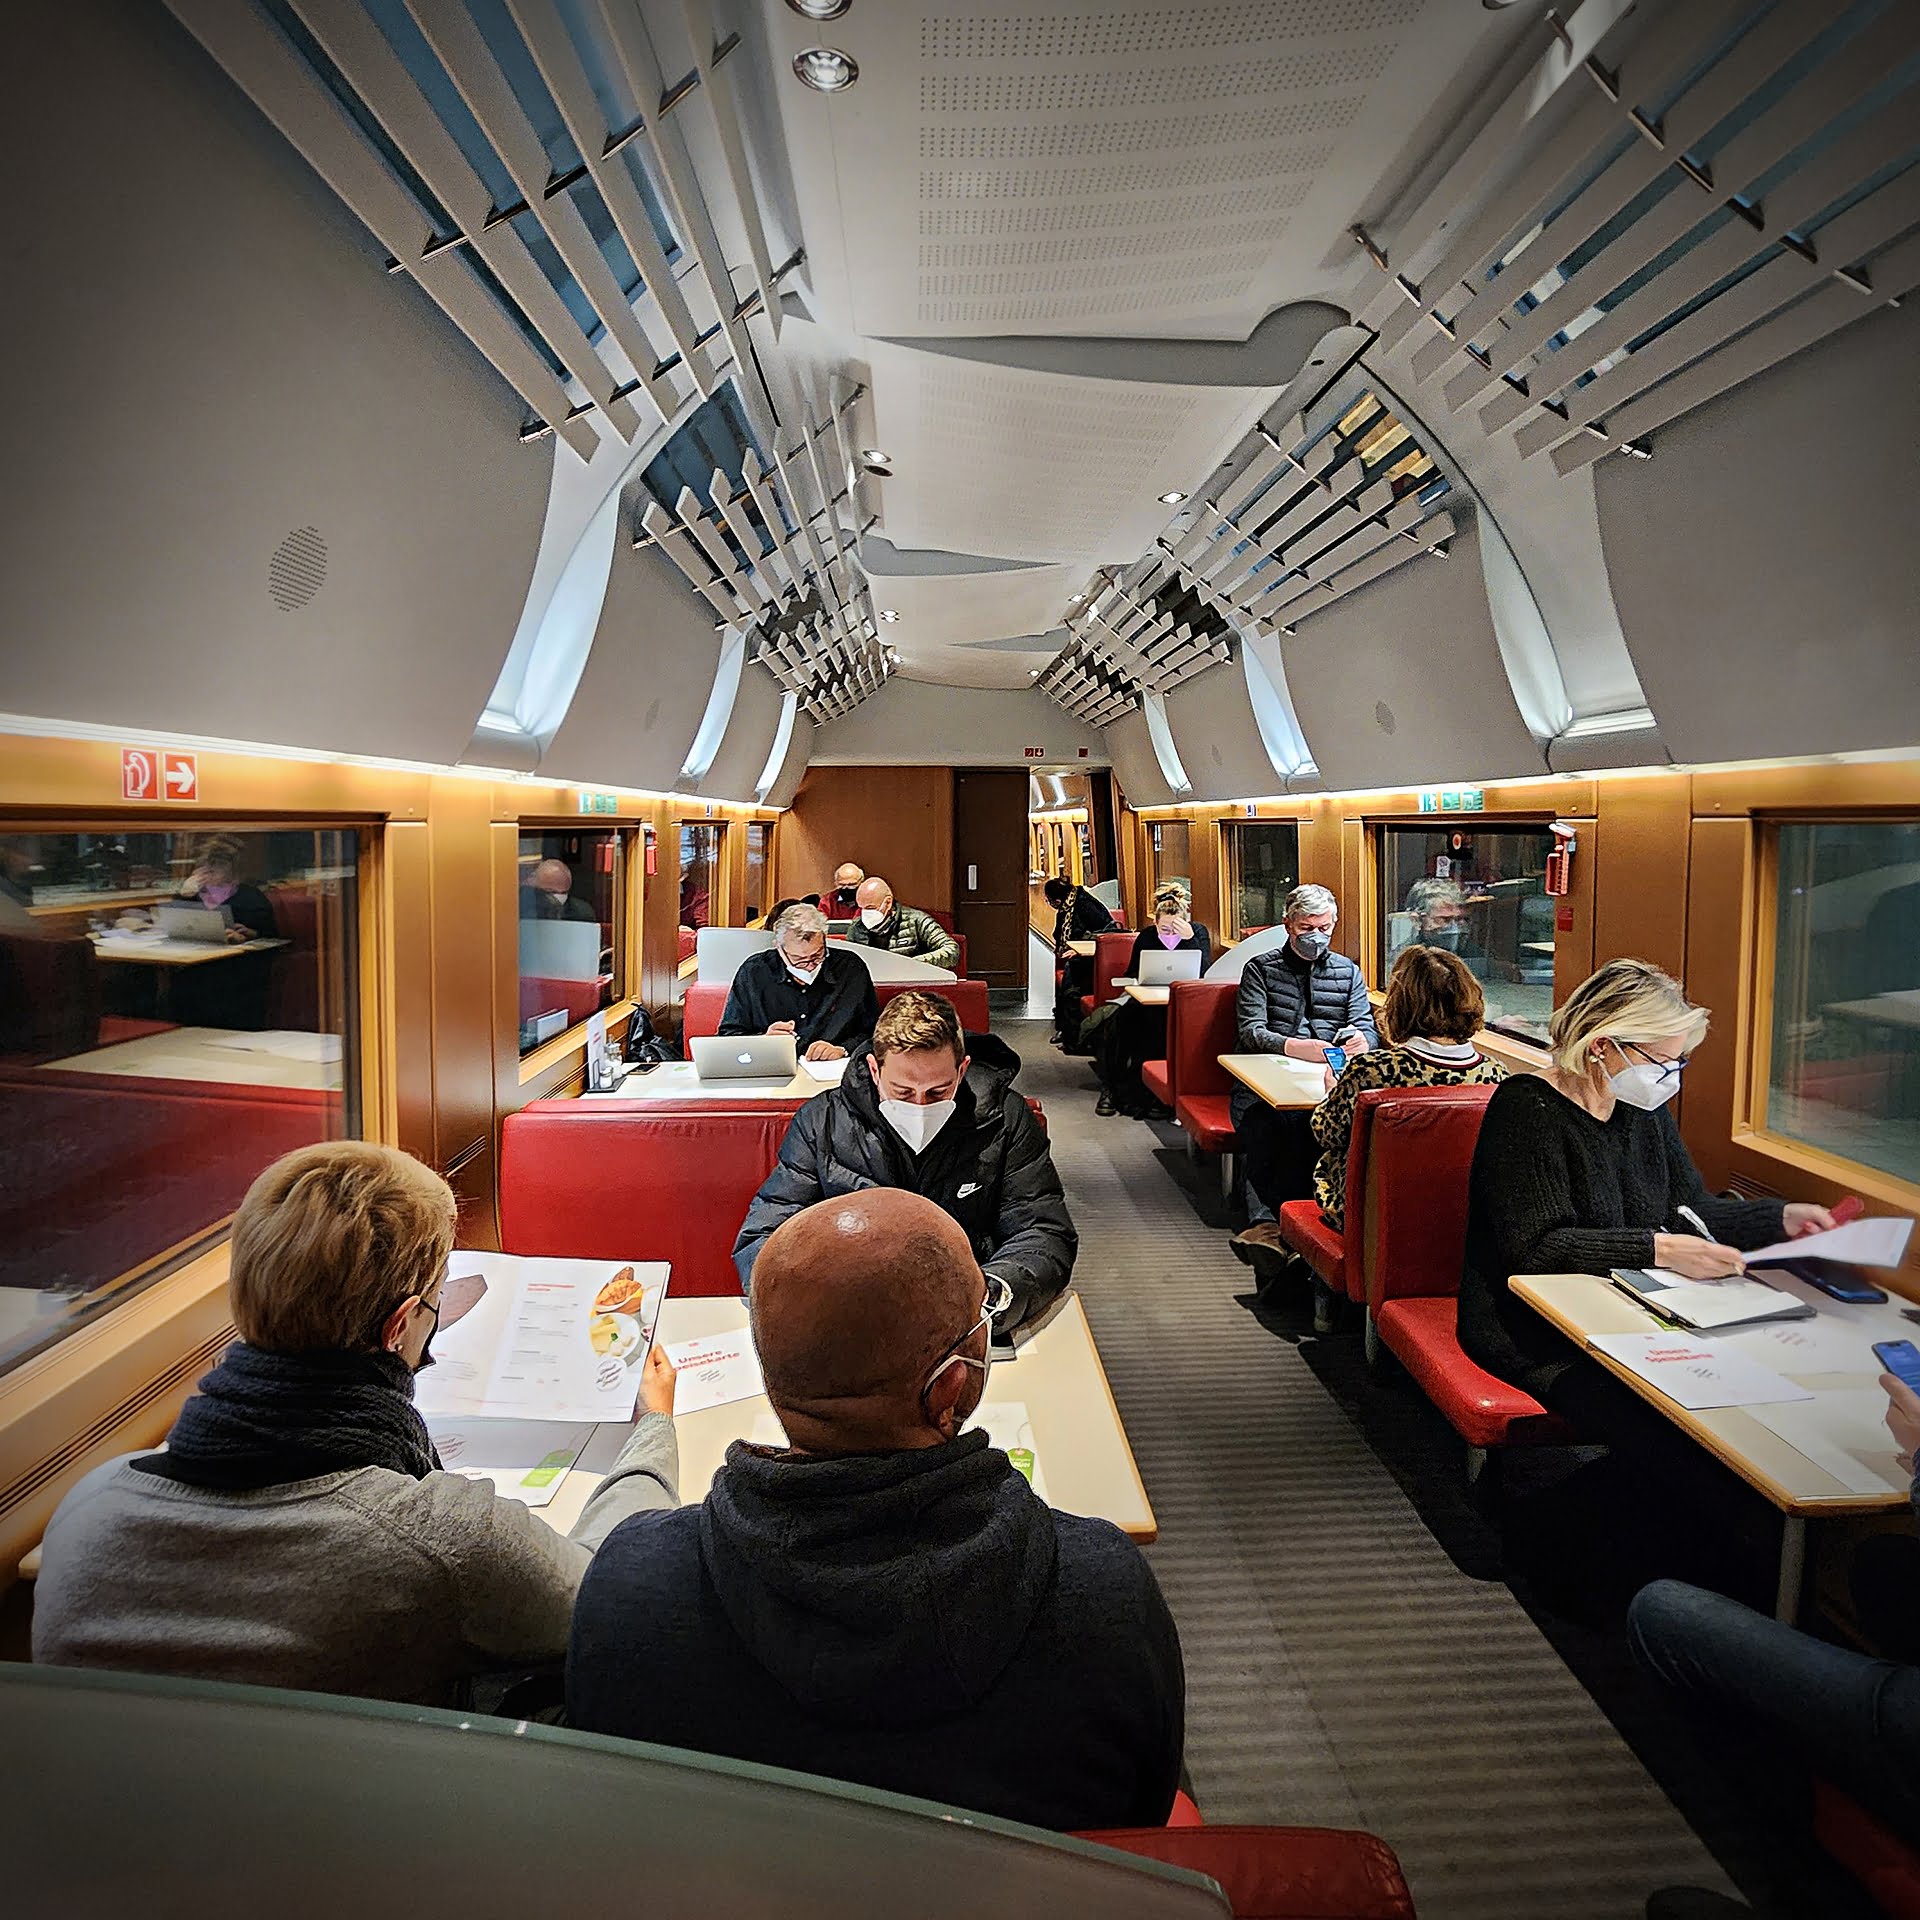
[171, 835, 279, 1029]
[733, 989, 1075, 1336]
[1230, 883, 1376, 1263]
[823, 863, 865, 917]
[32, 1141, 679, 1707]
[520, 858, 596, 923]
[1045, 875, 1115, 1049]
[178, 834, 277, 943]
[719, 901, 877, 1062]
[1094, 885, 1211, 1119]
[569, 1187, 1183, 1831]
[848, 876, 960, 971]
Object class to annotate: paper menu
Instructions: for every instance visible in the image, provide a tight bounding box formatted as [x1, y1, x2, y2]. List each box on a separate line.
[414, 1253, 667, 1424]
[1587, 1332, 1813, 1410]
[1748, 1391, 1912, 1496]
[1745, 1216, 1914, 1269]
[661, 1334, 765, 1415]
[1718, 1314, 1886, 1375]
[798, 1056, 848, 1083]
[425, 1417, 592, 1508]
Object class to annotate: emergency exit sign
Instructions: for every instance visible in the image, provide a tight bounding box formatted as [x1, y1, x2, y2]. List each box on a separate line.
[1024, 746, 1045, 758]
[576, 790, 618, 814]
[1419, 787, 1484, 813]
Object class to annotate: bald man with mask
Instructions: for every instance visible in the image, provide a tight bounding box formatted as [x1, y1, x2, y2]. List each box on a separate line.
[567, 1191, 1184, 1832]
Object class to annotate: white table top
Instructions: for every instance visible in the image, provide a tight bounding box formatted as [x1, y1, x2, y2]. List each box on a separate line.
[36, 1025, 342, 1091]
[539, 1292, 1156, 1542]
[91, 933, 289, 968]
[1217, 1052, 1329, 1109]
[1063, 940, 1096, 958]
[1824, 989, 1920, 1032]
[586, 1059, 836, 1102]
[1119, 980, 1169, 1007]
[1511, 1272, 1913, 1514]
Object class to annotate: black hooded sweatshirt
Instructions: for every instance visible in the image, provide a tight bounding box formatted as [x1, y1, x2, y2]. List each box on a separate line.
[566, 1430, 1184, 1831]
[730, 1034, 1076, 1334]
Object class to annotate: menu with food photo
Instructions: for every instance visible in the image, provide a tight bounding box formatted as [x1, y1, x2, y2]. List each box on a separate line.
[414, 1253, 669, 1424]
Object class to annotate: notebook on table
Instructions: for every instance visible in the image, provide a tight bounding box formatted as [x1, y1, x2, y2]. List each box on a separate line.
[1611, 1267, 1816, 1333]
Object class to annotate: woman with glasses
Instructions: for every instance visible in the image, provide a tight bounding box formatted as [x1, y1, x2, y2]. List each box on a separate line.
[33, 1141, 679, 1706]
[1457, 958, 1835, 1449]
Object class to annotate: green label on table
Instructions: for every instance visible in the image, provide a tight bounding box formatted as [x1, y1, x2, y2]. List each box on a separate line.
[520, 1449, 576, 1488]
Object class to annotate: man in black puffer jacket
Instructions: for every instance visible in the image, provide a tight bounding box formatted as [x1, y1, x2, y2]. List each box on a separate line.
[732, 992, 1075, 1336]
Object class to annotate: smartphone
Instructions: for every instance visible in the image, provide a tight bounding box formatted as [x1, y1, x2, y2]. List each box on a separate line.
[1873, 1340, 1920, 1392]
[1778, 1258, 1887, 1305]
[1324, 1047, 1347, 1077]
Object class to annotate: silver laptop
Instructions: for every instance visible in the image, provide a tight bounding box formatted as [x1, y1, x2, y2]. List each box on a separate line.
[1137, 948, 1203, 986]
[690, 1034, 799, 1081]
[153, 901, 233, 943]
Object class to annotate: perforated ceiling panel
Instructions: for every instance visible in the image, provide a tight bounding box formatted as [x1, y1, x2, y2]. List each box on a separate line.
[856, 560, 1081, 689]
[772, 0, 1519, 340]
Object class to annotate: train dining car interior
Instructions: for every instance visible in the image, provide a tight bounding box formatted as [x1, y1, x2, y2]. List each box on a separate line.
[5, 1, 1920, 1914]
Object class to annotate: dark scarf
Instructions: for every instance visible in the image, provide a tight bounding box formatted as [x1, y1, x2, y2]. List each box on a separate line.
[132, 1341, 439, 1491]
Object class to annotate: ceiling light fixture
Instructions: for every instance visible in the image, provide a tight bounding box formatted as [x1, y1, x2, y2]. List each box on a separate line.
[792, 46, 858, 91]
[858, 447, 893, 475]
[1159, 490, 1186, 505]
[879, 608, 899, 623]
[786, 0, 852, 18]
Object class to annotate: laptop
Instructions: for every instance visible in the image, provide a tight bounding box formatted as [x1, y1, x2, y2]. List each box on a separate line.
[153, 901, 233, 943]
[690, 1034, 799, 1081]
[1136, 949, 1203, 986]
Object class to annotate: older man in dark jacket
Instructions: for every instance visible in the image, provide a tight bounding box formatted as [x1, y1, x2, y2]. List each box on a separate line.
[732, 991, 1074, 1336]
[1231, 883, 1377, 1260]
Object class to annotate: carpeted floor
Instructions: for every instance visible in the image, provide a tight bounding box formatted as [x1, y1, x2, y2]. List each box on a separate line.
[1004, 1015, 1869, 1920]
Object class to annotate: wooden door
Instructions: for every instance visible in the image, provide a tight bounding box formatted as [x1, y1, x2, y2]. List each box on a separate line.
[953, 770, 1029, 988]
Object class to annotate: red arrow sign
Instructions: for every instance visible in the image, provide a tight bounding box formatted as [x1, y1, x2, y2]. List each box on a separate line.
[161, 751, 199, 801]
[122, 749, 156, 800]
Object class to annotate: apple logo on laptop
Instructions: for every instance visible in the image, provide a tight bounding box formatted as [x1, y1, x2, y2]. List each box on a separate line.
[738, 1052, 753, 1066]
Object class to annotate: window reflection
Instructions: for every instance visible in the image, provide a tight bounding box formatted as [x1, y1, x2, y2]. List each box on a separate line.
[744, 821, 769, 925]
[517, 829, 620, 1054]
[1379, 824, 1555, 1040]
[1149, 819, 1190, 900]
[1224, 821, 1299, 936]
[0, 827, 359, 1377]
[1768, 821, 1920, 1186]
[678, 822, 721, 937]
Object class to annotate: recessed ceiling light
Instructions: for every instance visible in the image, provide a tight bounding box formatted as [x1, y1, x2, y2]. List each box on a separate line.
[792, 46, 858, 91]
[879, 608, 898, 623]
[1159, 490, 1187, 505]
[786, 0, 851, 18]
[859, 447, 891, 469]
[1068, 591, 1083, 603]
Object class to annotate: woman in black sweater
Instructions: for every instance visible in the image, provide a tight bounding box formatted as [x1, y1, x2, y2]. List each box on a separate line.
[1095, 887, 1211, 1118]
[1460, 959, 1835, 1437]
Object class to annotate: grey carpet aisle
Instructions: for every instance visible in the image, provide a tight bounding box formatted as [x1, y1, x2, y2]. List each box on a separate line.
[1007, 1019, 1734, 1920]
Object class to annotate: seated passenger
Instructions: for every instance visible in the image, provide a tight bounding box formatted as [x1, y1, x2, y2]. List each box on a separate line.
[1230, 884, 1377, 1260]
[719, 901, 878, 1062]
[849, 875, 960, 971]
[1390, 875, 1472, 965]
[1628, 1371, 1920, 1851]
[31, 1142, 677, 1705]
[734, 990, 1074, 1336]
[1458, 959, 1833, 1444]
[1094, 885, 1212, 1118]
[1310, 945, 1506, 1233]
[520, 857, 596, 923]
[1046, 875, 1115, 1049]
[171, 833, 281, 1030]
[823, 862, 865, 918]
[570, 1189, 1183, 1830]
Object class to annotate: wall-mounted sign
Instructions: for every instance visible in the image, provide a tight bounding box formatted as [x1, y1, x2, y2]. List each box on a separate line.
[1077, 748, 1089, 758]
[162, 751, 198, 801]
[576, 790, 619, 815]
[1024, 746, 1045, 759]
[121, 748, 156, 800]
[1419, 786, 1485, 814]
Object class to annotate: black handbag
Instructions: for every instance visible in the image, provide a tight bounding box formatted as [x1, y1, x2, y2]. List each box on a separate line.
[622, 1004, 679, 1065]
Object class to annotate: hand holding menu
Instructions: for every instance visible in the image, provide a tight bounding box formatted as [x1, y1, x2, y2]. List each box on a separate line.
[415, 1253, 668, 1424]
[1744, 1216, 1914, 1269]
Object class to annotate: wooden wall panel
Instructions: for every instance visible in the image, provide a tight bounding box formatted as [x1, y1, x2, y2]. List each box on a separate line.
[383, 819, 435, 1166]
[1592, 773, 1692, 980]
[774, 766, 956, 915]
[427, 786, 497, 1192]
[1681, 814, 1755, 1195]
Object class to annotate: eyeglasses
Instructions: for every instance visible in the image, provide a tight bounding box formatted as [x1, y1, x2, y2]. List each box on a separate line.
[920, 1276, 1014, 1402]
[1623, 1041, 1687, 1082]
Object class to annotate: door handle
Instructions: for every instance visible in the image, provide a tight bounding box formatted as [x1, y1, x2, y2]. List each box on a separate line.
[966, 864, 978, 890]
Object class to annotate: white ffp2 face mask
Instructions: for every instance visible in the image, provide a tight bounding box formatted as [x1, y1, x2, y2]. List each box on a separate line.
[784, 958, 822, 985]
[859, 906, 887, 929]
[1607, 1048, 1683, 1111]
[879, 1097, 957, 1152]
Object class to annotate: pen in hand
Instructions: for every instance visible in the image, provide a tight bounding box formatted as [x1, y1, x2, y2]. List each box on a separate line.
[1676, 1204, 1713, 1240]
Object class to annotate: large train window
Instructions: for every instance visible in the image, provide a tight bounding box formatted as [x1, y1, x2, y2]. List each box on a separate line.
[0, 825, 361, 1377]
[678, 822, 723, 932]
[743, 822, 770, 925]
[1378, 823, 1555, 1041]
[516, 828, 621, 1055]
[1148, 819, 1190, 900]
[1224, 820, 1299, 936]
[1765, 821, 1920, 1187]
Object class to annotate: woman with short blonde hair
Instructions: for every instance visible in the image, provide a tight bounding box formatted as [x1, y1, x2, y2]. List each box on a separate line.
[1457, 958, 1835, 1447]
[34, 1141, 681, 1706]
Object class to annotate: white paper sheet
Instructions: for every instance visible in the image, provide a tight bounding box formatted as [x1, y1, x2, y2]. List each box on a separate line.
[1718, 1314, 1887, 1376]
[415, 1253, 666, 1424]
[424, 1417, 593, 1508]
[1613, 1268, 1812, 1331]
[1749, 1391, 1913, 1496]
[749, 1401, 1050, 1500]
[798, 1056, 848, 1083]
[1588, 1333, 1814, 1410]
[1745, 1216, 1915, 1269]
[661, 1334, 766, 1415]
[205, 1030, 344, 1063]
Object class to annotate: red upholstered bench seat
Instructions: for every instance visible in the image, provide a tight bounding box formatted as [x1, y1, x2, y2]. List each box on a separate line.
[1815, 1780, 1920, 1920]
[681, 976, 990, 1044]
[1278, 1198, 1343, 1287]
[1140, 1060, 1171, 1106]
[1373, 1295, 1569, 1450]
[1163, 980, 1241, 1160]
[1173, 1091, 1235, 1152]
[1072, 1825, 1416, 1919]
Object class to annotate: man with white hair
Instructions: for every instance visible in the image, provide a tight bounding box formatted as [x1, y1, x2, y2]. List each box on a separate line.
[719, 902, 878, 1062]
[1230, 883, 1377, 1265]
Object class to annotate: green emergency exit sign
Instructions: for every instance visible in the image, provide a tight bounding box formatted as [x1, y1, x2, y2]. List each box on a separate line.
[1419, 787, 1484, 813]
[576, 790, 619, 814]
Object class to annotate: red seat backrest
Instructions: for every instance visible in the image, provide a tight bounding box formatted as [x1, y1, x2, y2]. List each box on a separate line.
[1089, 931, 1135, 1005]
[1357, 1084, 1497, 1310]
[681, 976, 990, 1042]
[500, 1102, 794, 1296]
[1166, 979, 1239, 1101]
[0, 930, 100, 1060]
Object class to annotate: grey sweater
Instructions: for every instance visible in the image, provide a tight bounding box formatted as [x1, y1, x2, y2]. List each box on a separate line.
[30, 1413, 677, 1705]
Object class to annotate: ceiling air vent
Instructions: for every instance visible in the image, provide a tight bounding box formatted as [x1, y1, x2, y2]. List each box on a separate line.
[268, 526, 327, 611]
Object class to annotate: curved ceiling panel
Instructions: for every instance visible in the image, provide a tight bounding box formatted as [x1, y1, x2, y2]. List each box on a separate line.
[540, 546, 721, 792]
[694, 662, 786, 805]
[808, 680, 1104, 768]
[4, 0, 546, 765]
[1103, 712, 1175, 812]
[1282, 511, 1542, 790]
[855, 557, 1080, 689]
[1596, 302, 1920, 764]
[760, 713, 814, 811]
[1164, 653, 1287, 801]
